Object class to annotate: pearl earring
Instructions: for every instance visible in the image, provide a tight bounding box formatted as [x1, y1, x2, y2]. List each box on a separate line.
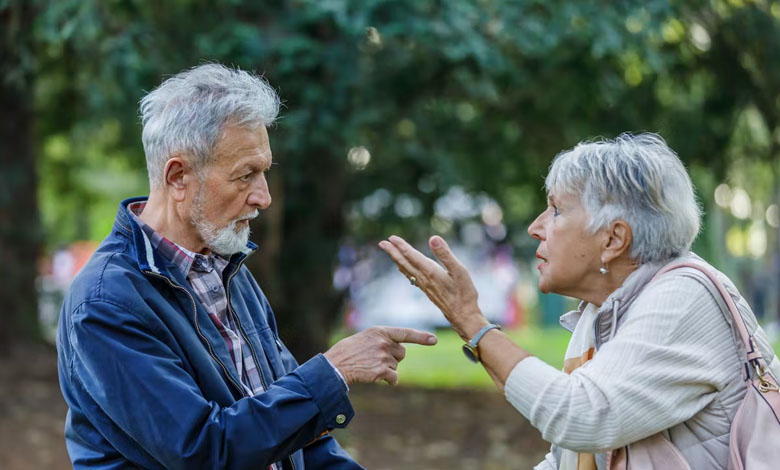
[599, 265, 609, 275]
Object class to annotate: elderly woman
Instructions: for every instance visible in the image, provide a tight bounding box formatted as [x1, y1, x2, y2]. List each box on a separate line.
[379, 133, 780, 470]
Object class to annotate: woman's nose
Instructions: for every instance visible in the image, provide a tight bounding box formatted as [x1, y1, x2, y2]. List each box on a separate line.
[528, 211, 545, 240]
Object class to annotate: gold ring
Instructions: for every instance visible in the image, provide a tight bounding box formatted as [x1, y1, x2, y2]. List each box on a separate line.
[409, 276, 417, 286]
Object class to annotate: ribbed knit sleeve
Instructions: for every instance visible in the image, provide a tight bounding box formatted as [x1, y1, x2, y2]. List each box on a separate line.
[505, 275, 742, 452]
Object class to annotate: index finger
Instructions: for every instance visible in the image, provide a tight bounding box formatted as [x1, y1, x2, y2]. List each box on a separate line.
[382, 327, 438, 346]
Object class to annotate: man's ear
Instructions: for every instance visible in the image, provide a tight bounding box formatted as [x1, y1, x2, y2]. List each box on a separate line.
[602, 220, 633, 264]
[163, 156, 192, 202]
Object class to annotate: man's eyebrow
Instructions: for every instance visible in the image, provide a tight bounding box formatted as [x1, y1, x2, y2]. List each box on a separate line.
[232, 159, 275, 175]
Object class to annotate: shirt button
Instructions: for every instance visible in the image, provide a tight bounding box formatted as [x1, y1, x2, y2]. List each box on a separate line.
[335, 414, 346, 425]
[211, 285, 220, 293]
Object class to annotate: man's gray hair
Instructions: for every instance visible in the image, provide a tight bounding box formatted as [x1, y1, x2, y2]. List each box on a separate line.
[140, 63, 280, 188]
[545, 132, 701, 264]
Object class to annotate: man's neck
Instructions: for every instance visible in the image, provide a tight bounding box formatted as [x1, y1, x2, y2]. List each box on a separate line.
[138, 191, 210, 255]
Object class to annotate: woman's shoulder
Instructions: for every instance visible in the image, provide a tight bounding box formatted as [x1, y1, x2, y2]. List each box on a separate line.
[640, 254, 738, 306]
[639, 268, 720, 307]
[628, 262, 736, 342]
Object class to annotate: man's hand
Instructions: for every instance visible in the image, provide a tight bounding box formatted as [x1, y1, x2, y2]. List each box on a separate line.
[323, 327, 437, 385]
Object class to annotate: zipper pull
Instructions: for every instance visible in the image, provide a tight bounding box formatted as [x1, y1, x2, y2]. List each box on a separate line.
[275, 338, 283, 352]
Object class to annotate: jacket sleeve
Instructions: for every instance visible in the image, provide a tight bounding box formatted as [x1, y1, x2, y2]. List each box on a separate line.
[503, 276, 742, 452]
[302, 434, 365, 470]
[266, 300, 363, 470]
[65, 298, 355, 470]
[239, 270, 362, 469]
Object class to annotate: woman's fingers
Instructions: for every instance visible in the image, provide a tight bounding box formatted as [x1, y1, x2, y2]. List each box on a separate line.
[378, 236, 463, 313]
[429, 235, 466, 276]
[378, 240, 418, 279]
[379, 236, 447, 289]
[387, 235, 444, 276]
[377, 235, 483, 338]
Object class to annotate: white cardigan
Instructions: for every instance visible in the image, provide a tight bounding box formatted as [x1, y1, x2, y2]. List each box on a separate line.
[504, 256, 780, 470]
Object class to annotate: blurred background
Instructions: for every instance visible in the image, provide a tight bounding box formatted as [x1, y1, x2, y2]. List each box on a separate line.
[3, 0, 780, 468]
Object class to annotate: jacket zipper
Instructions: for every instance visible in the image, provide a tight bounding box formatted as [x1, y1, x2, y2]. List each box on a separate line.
[225, 257, 269, 391]
[144, 271, 246, 396]
[225, 260, 296, 470]
[147, 264, 296, 470]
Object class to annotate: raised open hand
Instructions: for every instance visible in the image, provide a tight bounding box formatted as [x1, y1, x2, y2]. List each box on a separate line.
[378, 235, 488, 340]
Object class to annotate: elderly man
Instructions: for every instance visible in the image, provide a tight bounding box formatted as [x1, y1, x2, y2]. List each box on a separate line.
[57, 63, 437, 470]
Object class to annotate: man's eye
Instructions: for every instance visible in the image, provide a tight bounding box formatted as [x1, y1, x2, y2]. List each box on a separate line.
[240, 173, 253, 182]
[552, 205, 560, 216]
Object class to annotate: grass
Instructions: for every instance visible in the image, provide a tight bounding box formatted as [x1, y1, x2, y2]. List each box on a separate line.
[390, 327, 780, 389]
[395, 327, 571, 389]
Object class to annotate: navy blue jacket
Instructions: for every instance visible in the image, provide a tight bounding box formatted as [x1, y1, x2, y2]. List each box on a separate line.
[57, 197, 363, 470]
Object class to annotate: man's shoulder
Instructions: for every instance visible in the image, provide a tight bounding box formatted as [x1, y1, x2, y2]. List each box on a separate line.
[63, 234, 146, 312]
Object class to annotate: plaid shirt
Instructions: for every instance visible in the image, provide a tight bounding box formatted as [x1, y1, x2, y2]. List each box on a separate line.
[128, 203, 280, 469]
[129, 202, 267, 397]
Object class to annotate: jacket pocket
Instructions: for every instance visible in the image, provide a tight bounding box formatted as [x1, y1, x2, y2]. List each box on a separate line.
[256, 326, 287, 381]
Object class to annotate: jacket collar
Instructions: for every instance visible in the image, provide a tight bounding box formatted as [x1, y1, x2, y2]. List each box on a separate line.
[113, 196, 257, 281]
[592, 260, 666, 349]
[559, 302, 586, 333]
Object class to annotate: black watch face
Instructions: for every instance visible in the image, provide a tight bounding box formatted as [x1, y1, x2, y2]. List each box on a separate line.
[462, 344, 479, 363]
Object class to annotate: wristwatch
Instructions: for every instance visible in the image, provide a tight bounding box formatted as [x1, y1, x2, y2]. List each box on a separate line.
[462, 323, 501, 363]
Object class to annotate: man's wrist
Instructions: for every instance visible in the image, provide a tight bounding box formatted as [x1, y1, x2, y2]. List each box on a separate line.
[322, 355, 349, 392]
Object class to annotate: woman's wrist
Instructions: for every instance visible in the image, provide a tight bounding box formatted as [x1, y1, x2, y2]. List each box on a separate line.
[456, 314, 490, 341]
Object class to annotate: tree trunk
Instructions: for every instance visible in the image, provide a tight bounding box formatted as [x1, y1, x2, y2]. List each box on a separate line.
[248, 143, 348, 362]
[0, 1, 42, 355]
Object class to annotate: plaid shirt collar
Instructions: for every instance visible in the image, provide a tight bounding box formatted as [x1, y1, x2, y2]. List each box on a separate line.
[127, 201, 233, 277]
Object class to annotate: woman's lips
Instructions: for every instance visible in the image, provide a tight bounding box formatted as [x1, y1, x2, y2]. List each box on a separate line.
[536, 253, 547, 270]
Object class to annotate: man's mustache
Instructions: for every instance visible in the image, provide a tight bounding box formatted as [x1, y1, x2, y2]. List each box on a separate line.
[236, 210, 260, 223]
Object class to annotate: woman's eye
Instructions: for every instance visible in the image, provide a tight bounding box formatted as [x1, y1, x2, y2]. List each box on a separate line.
[552, 205, 560, 216]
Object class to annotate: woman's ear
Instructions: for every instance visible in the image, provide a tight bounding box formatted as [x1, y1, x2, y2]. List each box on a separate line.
[602, 220, 633, 264]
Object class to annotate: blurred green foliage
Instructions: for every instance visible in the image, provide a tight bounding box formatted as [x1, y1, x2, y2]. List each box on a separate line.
[3, 0, 780, 354]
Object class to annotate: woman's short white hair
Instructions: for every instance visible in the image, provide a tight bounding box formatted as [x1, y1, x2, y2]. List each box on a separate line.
[545, 132, 701, 264]
[140, 63, 280, 188]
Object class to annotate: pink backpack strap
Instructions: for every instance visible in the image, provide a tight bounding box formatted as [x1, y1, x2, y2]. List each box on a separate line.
[652, 261, 764, 366]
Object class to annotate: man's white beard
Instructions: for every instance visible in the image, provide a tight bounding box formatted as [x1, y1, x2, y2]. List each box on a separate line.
[192, 189, 258, 256]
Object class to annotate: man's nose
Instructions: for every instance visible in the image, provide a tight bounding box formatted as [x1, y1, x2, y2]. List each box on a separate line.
[248, 179, 272, 209]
